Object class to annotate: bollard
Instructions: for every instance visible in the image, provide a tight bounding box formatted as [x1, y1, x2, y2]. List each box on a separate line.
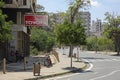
[24, 57, 26, 71]
[3, 58, 6, 74]
[33, 62, 41, 76]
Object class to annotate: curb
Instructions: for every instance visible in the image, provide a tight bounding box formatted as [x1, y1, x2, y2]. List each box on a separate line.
[25, 61, 87, 80]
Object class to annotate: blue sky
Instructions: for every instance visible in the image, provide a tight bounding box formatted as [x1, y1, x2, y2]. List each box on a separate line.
[37, 0, 120, 21]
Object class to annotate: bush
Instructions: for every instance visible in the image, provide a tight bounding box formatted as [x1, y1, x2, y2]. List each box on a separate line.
[30, 46, 39, 55]
[86, 36, 114, 51]
[30, 28, 55, 53]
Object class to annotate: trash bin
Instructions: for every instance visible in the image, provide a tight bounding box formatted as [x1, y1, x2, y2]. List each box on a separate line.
[33, 62, 41, 76]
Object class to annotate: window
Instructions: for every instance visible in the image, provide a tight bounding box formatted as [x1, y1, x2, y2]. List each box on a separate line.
[23, 0, 27, 5]
[3, 0, 12, 4]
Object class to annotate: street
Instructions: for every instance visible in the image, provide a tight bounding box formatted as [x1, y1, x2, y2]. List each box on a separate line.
[48, 48, 120, 80]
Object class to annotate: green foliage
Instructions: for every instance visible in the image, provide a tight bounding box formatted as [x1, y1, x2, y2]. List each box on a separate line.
[0, 1, 4, 7]
[30, 46, 39, 55]
[67, 0, 90, 23]
[86, 36, 96, 50]
[54, 20, 86, 46]
[30, 28, 55, 53]
[103, 12, 120, 53]
[86, 36, 114, 51]
[0, 2, 13, 43]
[97, 37, 114, 51]
[104, 12, 120, 37]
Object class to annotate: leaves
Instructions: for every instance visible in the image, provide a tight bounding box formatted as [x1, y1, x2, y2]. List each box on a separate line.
[54, 19, 86, 46]
[103, 12, 120, 54]
[0, 2, 13, 43]
[86, 36, 114, 51]
[67, 0, 90, 23]
[30, 28, 55, 53]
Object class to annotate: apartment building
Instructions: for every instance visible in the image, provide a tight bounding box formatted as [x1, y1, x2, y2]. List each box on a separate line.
[76, 12, 91, 36]
[49, 11, 91, 36]
[1, 0, 36, 62]
[91, 19, 102, 36]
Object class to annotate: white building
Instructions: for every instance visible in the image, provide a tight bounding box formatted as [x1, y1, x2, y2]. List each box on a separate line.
[91, 18, 102, 36]
[77, 12, 91, 36]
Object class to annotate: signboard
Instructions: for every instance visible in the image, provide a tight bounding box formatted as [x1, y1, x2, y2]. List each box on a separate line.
[24, 15, 48, 26]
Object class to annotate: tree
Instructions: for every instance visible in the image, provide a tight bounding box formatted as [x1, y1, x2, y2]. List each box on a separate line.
[66, 0, 90, 57]
[55, 19, 86, 55]
[86, 36, 114, 52]
[30, 28, 55, 54]
[0, 1, 13, 56]
[0, 2, 13, 43]
[55, 19, 86, 68]
[67, 0, 90, 23]
[0, 1, 13, 74]
[104, 12, 120, 55]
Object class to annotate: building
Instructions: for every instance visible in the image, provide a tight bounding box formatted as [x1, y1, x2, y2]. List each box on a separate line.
[91, 19, 102, 36]
[77, 12, 91, 36]
[49, 11, 91, 36]
[1, 0, 36, 62]
[48, 12, 66, 27]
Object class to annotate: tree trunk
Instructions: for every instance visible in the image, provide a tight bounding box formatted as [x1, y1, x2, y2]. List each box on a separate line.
[69, 45, 73, 57]
[77, 47, 79, 61]
[117, 45, 120, 55]
[116, 36, 120, 55]
[68, 45, 74, 68]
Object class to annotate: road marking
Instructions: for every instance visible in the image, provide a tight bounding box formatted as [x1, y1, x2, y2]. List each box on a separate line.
[82, 59, 94, 71]
[85, 62, 93, 71]
[82, 58, 120, 62]
[89, 70, 120, 80]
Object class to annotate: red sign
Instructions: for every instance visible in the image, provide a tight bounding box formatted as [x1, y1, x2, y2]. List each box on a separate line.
[24, 15, 48, 26]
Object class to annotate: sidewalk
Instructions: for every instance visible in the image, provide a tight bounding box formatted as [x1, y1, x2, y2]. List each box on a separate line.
[0, 49, 86, 80]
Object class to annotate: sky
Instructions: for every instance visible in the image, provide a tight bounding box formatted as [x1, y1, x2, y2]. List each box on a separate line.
[37, 0, 120, 21]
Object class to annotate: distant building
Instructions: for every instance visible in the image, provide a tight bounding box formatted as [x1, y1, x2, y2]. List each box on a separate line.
[1, 0, 36, 61]
[77, 11, 91, 36]
[48, 12, 66, 29]
[48, 11, 91, 36]
[91, 18, 102, 36]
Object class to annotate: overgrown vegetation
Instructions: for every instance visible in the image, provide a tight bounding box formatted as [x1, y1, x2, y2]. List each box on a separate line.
[0, 1, 13, 43]
[86, 36, 114, 51]
[30, 28, 55, 55]
[86, 12, 120, 55]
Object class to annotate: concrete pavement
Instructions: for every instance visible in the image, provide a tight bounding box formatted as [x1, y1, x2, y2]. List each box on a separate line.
[0, 49, 86, 80]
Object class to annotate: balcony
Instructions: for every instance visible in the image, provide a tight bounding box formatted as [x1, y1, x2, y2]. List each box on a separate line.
[3, 0, 36, 12]
[3, 0, 18, 8]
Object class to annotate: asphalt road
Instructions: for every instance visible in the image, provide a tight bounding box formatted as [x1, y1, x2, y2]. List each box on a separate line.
[49, 48, 120, 80]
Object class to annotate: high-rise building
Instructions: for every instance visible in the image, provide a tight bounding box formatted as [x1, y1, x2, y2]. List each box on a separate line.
[48, 11, 91, 36]
[77, 12, 91, 36]
[91, 18, 102, 36]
